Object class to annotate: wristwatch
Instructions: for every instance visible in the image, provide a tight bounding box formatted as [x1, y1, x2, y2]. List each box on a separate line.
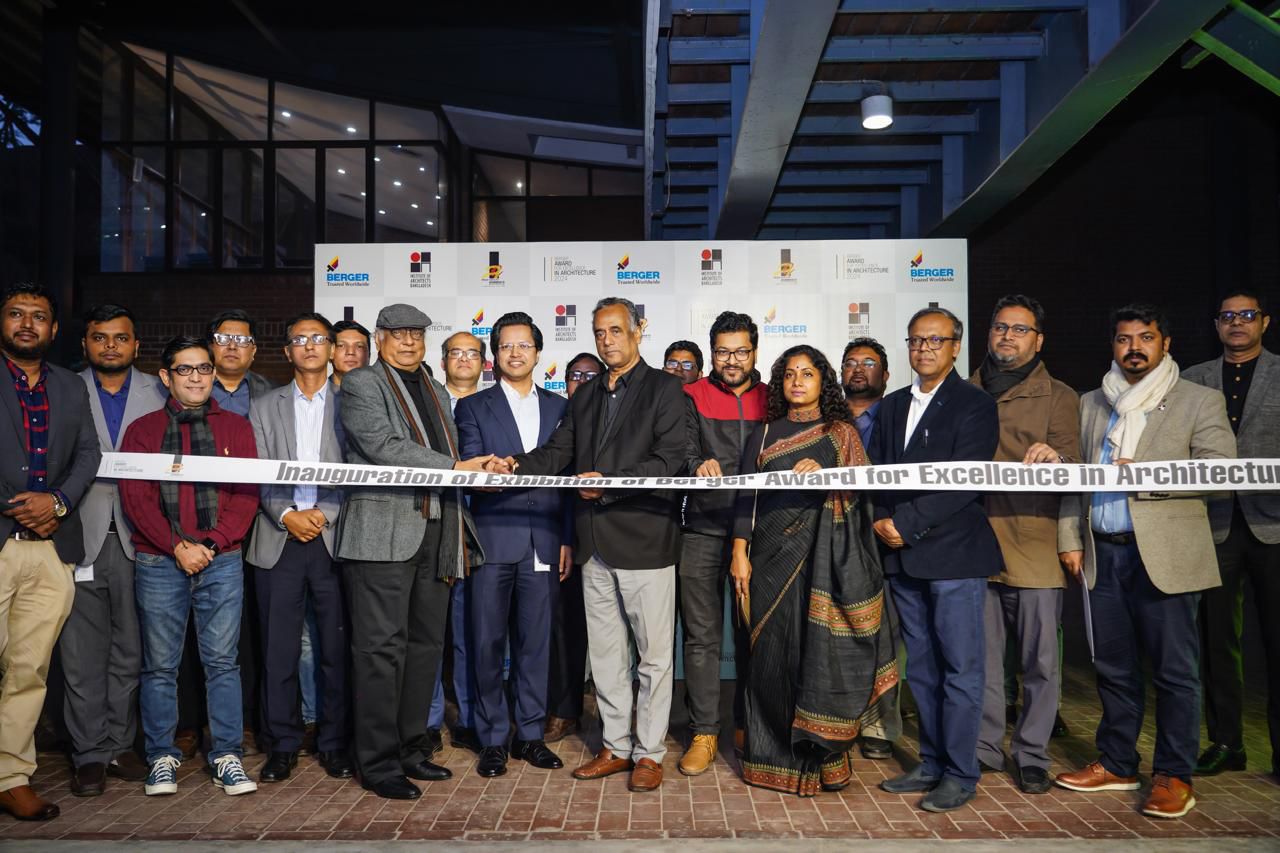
[51, 493, 68, 518]
[199, 538, 221, 555]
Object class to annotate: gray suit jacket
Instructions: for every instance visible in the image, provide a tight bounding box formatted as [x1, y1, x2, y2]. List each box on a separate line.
[1183, 348, 1280, 544]
[0, 361, 102, 565]
[78, 367, 168, 562]
[335, 362, 483, 574]
[248, 380, 346, 567]
[1058, 378, 1236, 594]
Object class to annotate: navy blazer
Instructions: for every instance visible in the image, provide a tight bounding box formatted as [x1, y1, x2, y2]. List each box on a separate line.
[870, 369, 1003, 581]
[455, 382, 568, 566]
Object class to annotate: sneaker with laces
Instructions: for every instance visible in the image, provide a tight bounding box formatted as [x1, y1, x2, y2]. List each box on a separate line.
[211, 755, 258, 796]
[144, 755, 181, 796]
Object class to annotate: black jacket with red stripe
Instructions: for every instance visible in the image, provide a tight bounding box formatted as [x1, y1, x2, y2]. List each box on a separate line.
[682, 373, 768, 537]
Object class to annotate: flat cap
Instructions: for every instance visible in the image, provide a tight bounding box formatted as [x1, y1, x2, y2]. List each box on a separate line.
[375, 303, 431, 330]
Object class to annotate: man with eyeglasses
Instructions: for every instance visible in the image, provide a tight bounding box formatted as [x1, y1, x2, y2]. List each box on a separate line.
[967, 295, 1081, 795]
[246, 313, 352, 785]
[664, 340, 704, 385]
[676, 311, 766, 777]
[870, 306, 1001, 813]
[330, 320, 371, 388]
[454, 312, 569, 778]
[336, 304, 492, 800]
[1184, 291, 1279, 781]
[119, 335, 260, 799]
[0, 283, 101, 822]
[424, 330, 489, 758]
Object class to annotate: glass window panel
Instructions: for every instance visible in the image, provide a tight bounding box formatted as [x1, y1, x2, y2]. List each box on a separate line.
[530, 161, 587, 196]
[374, 145, 444, 243]
[473, 153, 525, 197]
[276, 148, 315, 267]
[326, 148, 365, 243]
[375, 102, 439, 141]
[591, 168, 643, 196]
[99, 146, 166, 272]
[174, 148, 215, 268]
[132, 62, 167, 142]
[100, 43, 124, 140]
[274, 83, 368, 141]
[173, 55, 268, 141]
[472, 200, 524, 242]
[223, 148, 263, 267]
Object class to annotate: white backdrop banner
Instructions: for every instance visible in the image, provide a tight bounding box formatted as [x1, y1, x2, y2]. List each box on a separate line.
[314, 239, 971, 390]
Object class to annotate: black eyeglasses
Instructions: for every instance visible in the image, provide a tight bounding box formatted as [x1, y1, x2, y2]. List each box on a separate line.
[167, 363, 215, 376]
[288, 333, 332, 347]
[568, 370, 598, 382]
[990, 323, 1039, 338]
[1216, 309, 1262, 324]
[712, 347, 753, 361]
[905, 335, 958, 351]
[212, 332, 254, 347]
[665, 359, 697, 371]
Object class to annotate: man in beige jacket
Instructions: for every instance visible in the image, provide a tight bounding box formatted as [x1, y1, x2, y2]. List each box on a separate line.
[1054, 304, 1235, 820]
[970, 295, 1080, 795]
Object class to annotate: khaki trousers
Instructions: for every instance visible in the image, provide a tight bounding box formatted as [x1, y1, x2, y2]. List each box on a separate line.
[0, 539, 74, 791]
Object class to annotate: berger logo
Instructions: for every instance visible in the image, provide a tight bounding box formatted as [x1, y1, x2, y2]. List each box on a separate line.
[764, 306, 777, 324]
[471, 309, 492, 337]
[698, 248, 724, 286]
[482, 251, 504, 284]
[408, 250, 432, 288]
[325, 254, 371, 286]
[616, 253, 661, 284]
[909, 250, 955, 283]
[762, 305, 808, 338]
[837, 252, 889, 280]
[848, 301, 872, 337]
[543, 361, 566, 391]
[553, 303, 578, 343]
[773, 248, 797, 282]
[543, 254, 598, 282]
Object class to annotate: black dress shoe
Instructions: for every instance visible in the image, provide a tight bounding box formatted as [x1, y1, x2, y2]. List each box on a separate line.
[71, 762, 106, 796]
[260, 751, 298, 782]
[425, 727, 443, 757]
[1018, 765, 1052, 794]
[318, 750, 354, 779]
[451, 726, 482, 753]
[880, 765, 940, 793]
[364, 775, 421, 800]
[1051, 712, 1070, 739]
[404, 759, 452, 781]
[859, 736, 893, 760]
[477, 746, 509, 777]
[921, 777, 976, 813]
[1195, 743, 1247, 776]
[511, 739, 563, 770]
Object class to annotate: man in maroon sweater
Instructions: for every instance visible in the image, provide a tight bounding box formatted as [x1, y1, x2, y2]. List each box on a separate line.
[119, 335, 259, 797]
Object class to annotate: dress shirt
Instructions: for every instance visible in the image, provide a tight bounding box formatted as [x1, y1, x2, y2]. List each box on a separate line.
[94, 369, 132, 447]
[1221, 356, 1257, 434]
[903, 372, 945, 449]
[212, 376, 251, 417]
[1091, 410, 1133, 534]
[601, 363, 636, 435]
[500, 379, 540, 453]
[853, 399, 880, 456]
[290, 380, 327, 513]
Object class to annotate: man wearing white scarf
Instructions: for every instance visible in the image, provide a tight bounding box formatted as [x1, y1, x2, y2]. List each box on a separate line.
[1055, 304, 1235, 820]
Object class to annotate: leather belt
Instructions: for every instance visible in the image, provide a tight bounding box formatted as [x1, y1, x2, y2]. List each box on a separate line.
[1093, 530, 1135, 546]
[9, 529, 48, 542]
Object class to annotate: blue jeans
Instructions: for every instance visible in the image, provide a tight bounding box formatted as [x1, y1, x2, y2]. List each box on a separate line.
[299, 594, 321, 725]
[135, 550, 244, 763]
[428, 578, 475, 729]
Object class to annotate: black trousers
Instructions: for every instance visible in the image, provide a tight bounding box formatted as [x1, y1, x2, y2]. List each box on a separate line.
[257, 538, 349, 753]
[546, 562, 587, 720]
[343, 522, 448, 783]
[679, 530, 749, 734]
[1200, 505, 1280, 767]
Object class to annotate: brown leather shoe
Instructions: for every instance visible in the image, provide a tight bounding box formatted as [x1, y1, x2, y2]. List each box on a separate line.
[543, 716, 579, 744]
[1142, 774, 1196, 819]
[0, 785, 60, 821]
[678, 734, 717, 776]
[70, 762, 106, 797]
[108, 750, 150, 782]
[572, 749, 634, 780]
[1054, 760, 1141, 792]
[629, 757, 663, 792]
[175, 728, 200, 759]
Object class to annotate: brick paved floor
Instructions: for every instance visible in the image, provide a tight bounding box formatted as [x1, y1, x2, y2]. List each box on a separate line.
[3, 660, 1277, 843]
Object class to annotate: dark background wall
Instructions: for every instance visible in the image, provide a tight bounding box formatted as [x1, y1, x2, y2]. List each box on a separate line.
[968, 60, 1280, 393]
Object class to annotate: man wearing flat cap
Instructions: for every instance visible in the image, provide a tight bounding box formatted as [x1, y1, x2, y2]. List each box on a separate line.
[336, 304, 493, 800]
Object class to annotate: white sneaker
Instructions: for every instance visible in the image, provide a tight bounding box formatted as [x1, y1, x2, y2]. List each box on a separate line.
[144, 755, 180, 796]
[211, 754, 258, 796]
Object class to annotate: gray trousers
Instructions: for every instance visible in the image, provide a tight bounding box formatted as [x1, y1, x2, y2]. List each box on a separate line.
[976, 582, 1062, 771]
[59, 532, 141, 767]
[582, 554, 675, 763]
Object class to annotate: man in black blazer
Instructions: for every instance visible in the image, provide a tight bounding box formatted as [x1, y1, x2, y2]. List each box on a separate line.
[499, 297, 686, 793]
[870, 306, 1001, 814]
[0, 283, 101, 821]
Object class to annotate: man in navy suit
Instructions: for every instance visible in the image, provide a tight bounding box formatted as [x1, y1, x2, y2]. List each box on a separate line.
[454, 312, 569, 778]
[870, 306, 1001, 813]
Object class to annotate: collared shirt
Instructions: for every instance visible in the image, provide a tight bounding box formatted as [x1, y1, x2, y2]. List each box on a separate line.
[602, 363, 637, 435]
[94, 369, 133, 447]
[6, 356, 52, 495]
[853, 399, 881, 456]
[1221, 356, 1258, 434]
[1091, 410, 1133, 534]
[212, 376, 251, 418]
[500, 379, 540, 453]
[903, 372, 945, 449]
[292, 381, 328, 511]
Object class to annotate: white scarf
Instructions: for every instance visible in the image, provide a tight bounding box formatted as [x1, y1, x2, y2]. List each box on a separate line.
[1101, 355, 1180, 460]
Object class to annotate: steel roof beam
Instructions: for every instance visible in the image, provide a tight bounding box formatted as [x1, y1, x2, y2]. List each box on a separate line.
[772, 191, 902, 207]
[823, 34, 1045, 62]
[796, 113, 979, 134]
[778, 167, 932, 186]
[787, 144, 944, 163]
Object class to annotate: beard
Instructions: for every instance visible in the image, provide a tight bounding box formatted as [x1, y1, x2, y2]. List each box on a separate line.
[1, 331, 51, 360]
[89, 355, 132, 375]
[989, 349, 1018, 367]
[713, 367, 750, 389]
[843, 379, 881, 399]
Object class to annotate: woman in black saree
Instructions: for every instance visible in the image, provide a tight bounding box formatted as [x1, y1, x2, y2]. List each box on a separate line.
[730, 344, 898, 797]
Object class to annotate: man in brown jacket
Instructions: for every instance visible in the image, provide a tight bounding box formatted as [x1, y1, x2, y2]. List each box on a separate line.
[970, 295, 1081, 794]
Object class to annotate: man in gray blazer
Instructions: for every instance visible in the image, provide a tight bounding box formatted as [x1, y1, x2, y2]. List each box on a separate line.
[248, 312, 351, 784]
[1183, 290, 1280, 780]
[1055, 304, 1235, 820]
[336, 303, 491, 800]
[0, 283, 101, 822]
[59, 304, 166, 797]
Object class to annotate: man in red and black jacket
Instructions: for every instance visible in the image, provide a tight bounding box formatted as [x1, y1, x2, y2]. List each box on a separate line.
[677, 311, 768, 777]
